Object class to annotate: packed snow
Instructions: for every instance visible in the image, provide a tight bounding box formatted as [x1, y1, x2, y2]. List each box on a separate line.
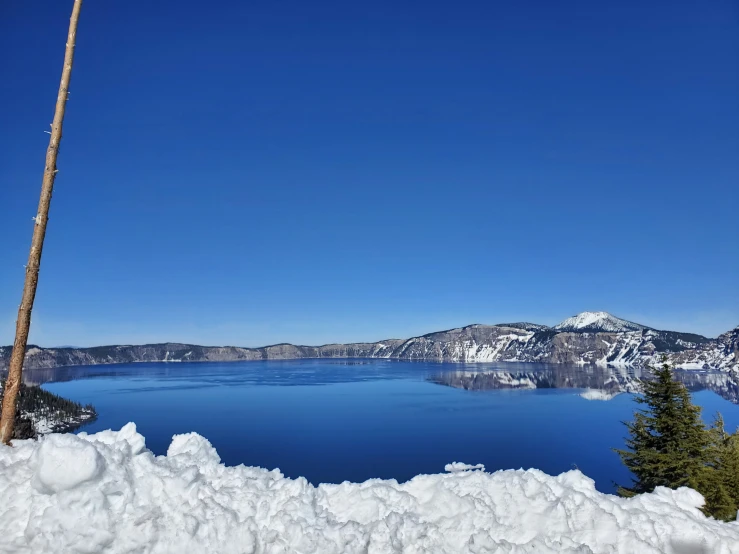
[1, 425, 738, 553]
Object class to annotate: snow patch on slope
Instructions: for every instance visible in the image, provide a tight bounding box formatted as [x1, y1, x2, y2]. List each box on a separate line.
[1, 425, 738, 553]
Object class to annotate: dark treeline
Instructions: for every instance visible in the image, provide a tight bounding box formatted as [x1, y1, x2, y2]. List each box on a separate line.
[0, 379, 96, 439]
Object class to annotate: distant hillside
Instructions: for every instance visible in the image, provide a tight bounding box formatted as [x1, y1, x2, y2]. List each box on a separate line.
[1, 312, 737, 371]
[0, 380, 96, 438]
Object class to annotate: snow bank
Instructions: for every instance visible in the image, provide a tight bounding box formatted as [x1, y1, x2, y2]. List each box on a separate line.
[1, 425, 738, 553]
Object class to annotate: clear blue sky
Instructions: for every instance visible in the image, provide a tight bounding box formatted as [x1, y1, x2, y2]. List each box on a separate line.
[1, 0, 737, 347]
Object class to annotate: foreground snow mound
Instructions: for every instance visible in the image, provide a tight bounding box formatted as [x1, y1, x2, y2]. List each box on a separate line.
[1, 425, 738, 553]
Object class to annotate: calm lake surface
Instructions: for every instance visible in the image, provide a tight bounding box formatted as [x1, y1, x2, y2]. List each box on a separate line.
[32, 359, 739, 493]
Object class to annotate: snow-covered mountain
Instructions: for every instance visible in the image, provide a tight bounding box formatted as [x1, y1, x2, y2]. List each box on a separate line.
[553, 311, 650, 333]
[1, 312, 737, 372]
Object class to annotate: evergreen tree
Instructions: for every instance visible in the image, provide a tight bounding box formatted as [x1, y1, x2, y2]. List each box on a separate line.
[721, 432, 739, 510]
[12, 415, 36, 441]
[705, 414, 739, 521]
[615, 361, 739, 521]
[700, 478, 735, 521]
[615, 361, 710, 496]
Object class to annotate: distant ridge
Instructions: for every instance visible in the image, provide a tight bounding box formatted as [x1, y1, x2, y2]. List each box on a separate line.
[495, 322, 551, 332]
[1, 312, 737, 372]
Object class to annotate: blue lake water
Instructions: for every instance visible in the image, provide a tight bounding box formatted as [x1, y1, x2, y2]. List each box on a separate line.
[32, 359, 739, 494]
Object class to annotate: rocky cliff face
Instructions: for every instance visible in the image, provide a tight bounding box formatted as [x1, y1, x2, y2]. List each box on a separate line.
[659, 326, 739, 370]
[0, 341, 406, 371]
[1, 312, 736, 372]
[372, 323, 731, 369]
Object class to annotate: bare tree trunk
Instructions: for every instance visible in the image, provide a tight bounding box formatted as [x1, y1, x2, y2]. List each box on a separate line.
[0, 0, 83, 444]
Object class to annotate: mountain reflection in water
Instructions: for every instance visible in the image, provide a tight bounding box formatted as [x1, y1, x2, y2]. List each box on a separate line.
[429, 364, 739, 404]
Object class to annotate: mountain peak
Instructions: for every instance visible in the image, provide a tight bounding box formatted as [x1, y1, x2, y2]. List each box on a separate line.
[553, 311, 649, 333]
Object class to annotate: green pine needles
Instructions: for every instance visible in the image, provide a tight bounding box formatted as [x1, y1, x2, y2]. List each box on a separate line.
[615, 359, 739, 521]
